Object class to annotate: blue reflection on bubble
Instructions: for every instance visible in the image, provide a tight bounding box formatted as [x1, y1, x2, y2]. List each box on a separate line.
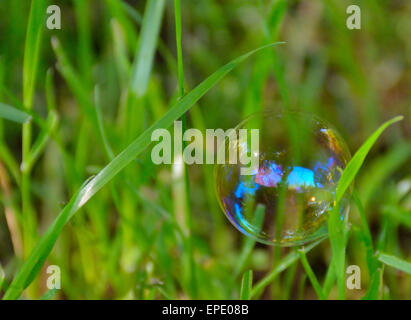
[234, 180, 258, 198]
[286, 166, 315, 190]
[215, 112, 351, 246]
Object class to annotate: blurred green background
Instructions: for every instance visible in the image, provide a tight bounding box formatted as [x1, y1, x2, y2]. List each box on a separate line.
[0, 0, 410, 299]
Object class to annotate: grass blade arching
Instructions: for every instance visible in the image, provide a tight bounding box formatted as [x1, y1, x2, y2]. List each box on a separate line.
[298, 249, 326, 300]
[2, 42, 283, 300]
[328, 115, 403, 299]
[251, 237, 324, 299]
[334, 116, 404, 205]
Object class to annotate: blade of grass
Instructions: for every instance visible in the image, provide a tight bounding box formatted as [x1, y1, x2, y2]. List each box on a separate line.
[173, 0, 197, 298]
[190, 107, 227, 254]
[0, 103, 32, 123]
[358, 142, 411, 208]
[0, 262, 4, 293]
[22, 0, 47, 109]
[3, 43, 282, 300]
[0, 141, 21, 186]
[376, 215, 390, 252]
[298, 273, 307, 300]
[377, 252, 411, 274]
[115, 1, 176, 77]
[383, 205, 411, 229]
[2, 88, 52, 129]
[282, 263, 298, 299]
[335, 116, 404, 205]
[95, 86, 115, 160]
[39, 288, 58, 300]
[130, 0, 166, 97]
[234, 204, 265, 278]
[120, 1, 142, 23]
[352, 189, 379, 275]
[174, 0, 184, 97]
[240, 270, 253, 300]
[21, 110, 59, 173]
[322, 259, 336, 298]
[105, 0, 138, 52]
[51, 37, 98, 130]
[45, 69, 57, 111]
[362, 267, 383, 300]
[4, 178, 89, 300]
[251, 237, 324, 299]
[298, 249, 326, 300]
[73, 0, 93, 86]
[21, 1, 48, 279]
[328, 115, 403, 299]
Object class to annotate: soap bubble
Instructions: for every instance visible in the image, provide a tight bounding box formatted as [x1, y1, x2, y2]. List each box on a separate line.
[214, 111, 351, 246]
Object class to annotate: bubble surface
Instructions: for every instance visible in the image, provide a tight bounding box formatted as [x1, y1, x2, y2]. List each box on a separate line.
[215, 111, 351, 246]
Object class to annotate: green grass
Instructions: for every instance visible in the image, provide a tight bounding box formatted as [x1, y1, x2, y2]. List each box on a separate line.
[130, 0, 166, 97]
[0, 0, 410, 300]
[327, 116, 403, 299]
[240, 270, 253, 300]
[2, 42, 283, 300]
[378, 252, 411, 275]
[299, 249, 325, 300]
[0, 103, 32, 124]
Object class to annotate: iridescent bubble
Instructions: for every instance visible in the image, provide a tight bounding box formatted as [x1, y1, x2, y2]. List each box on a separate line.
[214, 111, 351, 246]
